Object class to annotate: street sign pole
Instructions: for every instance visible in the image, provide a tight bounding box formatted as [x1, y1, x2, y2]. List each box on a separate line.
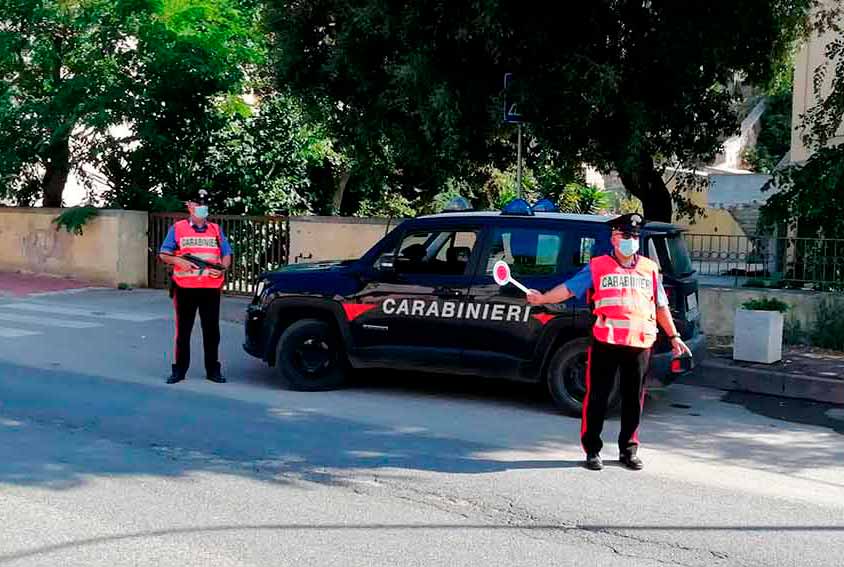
[504, 73, 526, 200]
[516, 123, 523, 199]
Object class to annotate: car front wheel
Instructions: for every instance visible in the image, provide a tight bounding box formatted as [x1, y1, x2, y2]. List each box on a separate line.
[276, 319, 348, 391]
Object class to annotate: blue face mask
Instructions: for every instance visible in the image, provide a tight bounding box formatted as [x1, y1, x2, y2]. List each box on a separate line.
[619, 238, 639, 257]
[193, 205, 209, 219]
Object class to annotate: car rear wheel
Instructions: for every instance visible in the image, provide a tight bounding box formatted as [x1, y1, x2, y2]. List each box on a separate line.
[547, 338, 620, 415]
[276, 319, 348, 391]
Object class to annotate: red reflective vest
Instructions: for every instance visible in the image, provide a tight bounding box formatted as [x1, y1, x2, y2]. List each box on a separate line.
[590, 254, 659, 348]
[171, 220, 225, 289]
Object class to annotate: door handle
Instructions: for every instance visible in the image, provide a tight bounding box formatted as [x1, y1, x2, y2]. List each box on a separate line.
[434, 287, 464, 297]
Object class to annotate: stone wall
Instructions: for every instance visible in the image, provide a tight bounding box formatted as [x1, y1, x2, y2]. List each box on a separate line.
[0, 208, 148, 287]
[699, 286, 835, 339]
[287, 216, 406, 264]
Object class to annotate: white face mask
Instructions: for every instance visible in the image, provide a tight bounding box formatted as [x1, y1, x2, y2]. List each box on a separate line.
[619, 238, 639, 257]
[193, 205, 209, 219]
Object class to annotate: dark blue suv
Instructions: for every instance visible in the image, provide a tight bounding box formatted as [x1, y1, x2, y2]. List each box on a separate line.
[244, 208, 706, 414]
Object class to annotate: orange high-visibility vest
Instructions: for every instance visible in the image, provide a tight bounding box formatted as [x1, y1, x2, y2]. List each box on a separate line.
[171, 220, 225, 289]
[590, 254, 659, 348]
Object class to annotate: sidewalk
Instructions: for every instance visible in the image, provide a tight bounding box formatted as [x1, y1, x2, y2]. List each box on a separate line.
[680, 344, 844, 405]
[0, 271, 104, 297]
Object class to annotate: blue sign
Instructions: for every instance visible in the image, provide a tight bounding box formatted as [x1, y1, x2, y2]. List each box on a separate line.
[503, 73, 523, 124]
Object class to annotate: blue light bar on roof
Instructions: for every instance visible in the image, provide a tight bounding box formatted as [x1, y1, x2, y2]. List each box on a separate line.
[501, 198, 534, 216]
[532, 198, 559, 213]
[442, 196, 473, 212]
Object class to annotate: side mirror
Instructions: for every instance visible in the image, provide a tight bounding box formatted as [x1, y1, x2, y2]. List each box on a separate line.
[375, 254, 395, 272]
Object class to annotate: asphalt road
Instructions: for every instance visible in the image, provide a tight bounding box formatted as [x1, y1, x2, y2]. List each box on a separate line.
[1, 289, 843, 566]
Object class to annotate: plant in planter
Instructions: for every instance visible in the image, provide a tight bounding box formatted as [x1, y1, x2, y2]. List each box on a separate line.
[734, 297, 790, 364]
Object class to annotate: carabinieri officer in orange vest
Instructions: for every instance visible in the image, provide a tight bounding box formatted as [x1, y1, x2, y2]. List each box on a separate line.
[159, 190, 233, 384]
[527, 213, 691, 471]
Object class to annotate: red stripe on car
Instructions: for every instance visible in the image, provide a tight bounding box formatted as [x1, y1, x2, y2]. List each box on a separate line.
[343, 303, 376, 321]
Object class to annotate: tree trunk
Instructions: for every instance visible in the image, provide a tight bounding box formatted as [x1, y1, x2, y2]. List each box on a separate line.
[41, 134, 71, 208]
[332, 167, 351, 213]
[618, 153, 673, 222]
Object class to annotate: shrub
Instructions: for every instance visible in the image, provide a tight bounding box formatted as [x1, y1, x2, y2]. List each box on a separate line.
[810, 299, 844, 351]
[741, 297, 790, 313]
[783, 316, 805, 346]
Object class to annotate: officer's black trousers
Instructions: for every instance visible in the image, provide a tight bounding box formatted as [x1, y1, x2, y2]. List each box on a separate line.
[172, 286, 222, 376]
[581, 339, 651, 456]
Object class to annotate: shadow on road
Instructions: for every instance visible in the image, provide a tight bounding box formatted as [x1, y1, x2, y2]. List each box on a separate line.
[2, 357, 844, 494]
[0, 361, 585, 492]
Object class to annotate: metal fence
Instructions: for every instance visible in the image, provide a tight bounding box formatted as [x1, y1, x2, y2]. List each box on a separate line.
[685, 233, 844, 290]
[148, 213, 288, 295]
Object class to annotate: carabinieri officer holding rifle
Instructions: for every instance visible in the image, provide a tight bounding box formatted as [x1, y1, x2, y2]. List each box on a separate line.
[159, 189, 233, 384]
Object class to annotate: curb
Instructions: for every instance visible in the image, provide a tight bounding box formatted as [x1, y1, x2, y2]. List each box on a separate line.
[678, 359, 844, 405]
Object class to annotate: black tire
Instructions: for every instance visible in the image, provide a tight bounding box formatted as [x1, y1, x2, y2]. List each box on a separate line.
[275, 319, 348, 391]
[546, 338, 620, 416]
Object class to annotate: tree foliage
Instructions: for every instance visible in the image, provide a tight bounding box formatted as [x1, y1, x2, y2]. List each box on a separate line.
[268, 0, 815, 221]
[763, 144, 844, 235]
[0, 0, 262, 207]
[761, 2, 844, 236]
[743, 90, 793, 174]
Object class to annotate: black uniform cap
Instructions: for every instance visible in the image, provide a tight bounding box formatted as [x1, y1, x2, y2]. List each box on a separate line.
[190, 189, 210, 205]
[607, 213, 645, 234]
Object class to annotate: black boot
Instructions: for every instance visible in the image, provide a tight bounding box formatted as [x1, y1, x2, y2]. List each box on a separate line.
[206, 364, 226, 383]
[620, 452, 644, 470]
[166, 365, 186, 384]
[585, 453, 603, 471]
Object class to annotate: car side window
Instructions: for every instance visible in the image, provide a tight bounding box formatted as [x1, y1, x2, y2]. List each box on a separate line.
[386, 229, 478, 276]
[568, 229, 609, 271]
[576, 236, 597, 267]
[484, 228, 565, 277]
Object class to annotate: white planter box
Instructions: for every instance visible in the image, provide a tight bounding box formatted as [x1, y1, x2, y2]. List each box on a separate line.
[733, 309, 784, 364]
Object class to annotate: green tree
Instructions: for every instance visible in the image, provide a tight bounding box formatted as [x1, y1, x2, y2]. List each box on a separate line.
[743, 90, 793, 174]
[267, 1, 814, 221]
[763, 144, 844, 236]
[760, 3, 844, 236]
[268, 0, 515, 212]
[204, 91, 346, 215]
[0, 0, 260, 207]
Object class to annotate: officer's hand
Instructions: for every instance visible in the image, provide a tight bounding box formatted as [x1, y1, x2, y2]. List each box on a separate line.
[526, 290, 544, 305]
[671, 337, 692, 358]
[175, 258, 196, 270]
[206, 269, 223, 278]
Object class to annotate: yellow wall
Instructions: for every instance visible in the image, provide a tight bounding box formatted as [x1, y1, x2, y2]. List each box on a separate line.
[0, 208, 148, 286]
[288, 216, 406, 264]
[665, 173, 748, 237]
[675, 208, 747, 237]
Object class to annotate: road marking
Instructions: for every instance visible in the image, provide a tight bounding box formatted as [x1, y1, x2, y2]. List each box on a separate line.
[0, 327, 41, 338]
[0, 312, 101, 329]
[1, 302, 165, 322]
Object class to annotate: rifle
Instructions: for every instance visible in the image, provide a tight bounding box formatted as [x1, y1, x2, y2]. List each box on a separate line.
[162, 253, 226, 297]
[180, 253, 226, 273]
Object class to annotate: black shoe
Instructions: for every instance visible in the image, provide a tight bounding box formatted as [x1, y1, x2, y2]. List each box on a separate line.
[206, 370, 226, 383]
[620, 453, 644, 470]
[585, 453, 603, 471]
[166, 369, 185, 384]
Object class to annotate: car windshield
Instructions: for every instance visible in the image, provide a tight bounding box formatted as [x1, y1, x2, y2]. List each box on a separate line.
[648, 232, 695, 277]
